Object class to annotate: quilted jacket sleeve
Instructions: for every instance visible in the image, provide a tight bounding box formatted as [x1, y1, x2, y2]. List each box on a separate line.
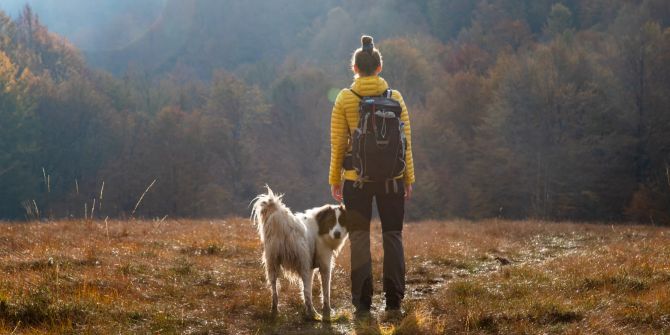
[329, 90, 348, 185]
[394, 90, 416, 185]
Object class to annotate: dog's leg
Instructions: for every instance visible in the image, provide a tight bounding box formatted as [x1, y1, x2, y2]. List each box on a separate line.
[267, 264, 279, 314]
[302, 269, 320, 320]
[319, 262, 332, 321]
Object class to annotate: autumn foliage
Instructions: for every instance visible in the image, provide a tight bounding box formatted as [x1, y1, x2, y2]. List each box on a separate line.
[1, 1, 670, 223]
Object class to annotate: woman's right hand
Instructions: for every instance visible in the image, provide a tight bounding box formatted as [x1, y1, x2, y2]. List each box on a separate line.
[331, 184, 343, 202]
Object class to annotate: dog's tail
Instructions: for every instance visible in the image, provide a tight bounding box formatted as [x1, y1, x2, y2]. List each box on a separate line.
[250, 185, 284, 231]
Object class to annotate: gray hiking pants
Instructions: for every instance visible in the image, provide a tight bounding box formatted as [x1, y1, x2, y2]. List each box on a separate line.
[344, 180, 406, 310]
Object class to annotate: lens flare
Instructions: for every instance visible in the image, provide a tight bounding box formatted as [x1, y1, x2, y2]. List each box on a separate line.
[327, 88, 340, 103]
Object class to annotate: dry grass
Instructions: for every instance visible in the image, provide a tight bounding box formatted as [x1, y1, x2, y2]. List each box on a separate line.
[0, 218, 668, 334]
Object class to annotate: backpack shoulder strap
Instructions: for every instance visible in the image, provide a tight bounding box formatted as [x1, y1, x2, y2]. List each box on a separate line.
[349, 89, 363, 99]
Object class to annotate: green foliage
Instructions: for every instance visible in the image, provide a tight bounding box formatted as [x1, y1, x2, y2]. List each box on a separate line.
[0, 49, 39, 218]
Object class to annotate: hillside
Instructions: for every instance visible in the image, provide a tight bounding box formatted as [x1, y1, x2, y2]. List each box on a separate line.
[0, 219, 668, 333]
[0, 1, 670, 223]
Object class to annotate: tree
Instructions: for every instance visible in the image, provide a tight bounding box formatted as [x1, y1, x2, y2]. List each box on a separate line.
[615, 20, 670, 223]
[379, 38, 435, 105]
[0, 51, 39, 218]
[474, 39, 636, 219]
[545, 3, 574, 38]
[203, 70, 270, 213]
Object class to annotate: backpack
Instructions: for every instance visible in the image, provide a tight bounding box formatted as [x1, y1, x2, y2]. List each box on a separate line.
[349, 88, 406, 188]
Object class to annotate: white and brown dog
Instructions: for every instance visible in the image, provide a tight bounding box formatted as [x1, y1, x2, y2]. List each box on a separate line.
[251, 187, 349, 320]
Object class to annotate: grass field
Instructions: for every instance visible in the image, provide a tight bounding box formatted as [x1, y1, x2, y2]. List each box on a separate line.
[0, 218, 668, 334]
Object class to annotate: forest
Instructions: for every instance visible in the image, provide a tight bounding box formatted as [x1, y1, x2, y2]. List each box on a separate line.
[1, 0, 669, 223]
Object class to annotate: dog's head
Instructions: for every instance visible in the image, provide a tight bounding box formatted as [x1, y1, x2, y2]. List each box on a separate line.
[315, 204, 349, 240]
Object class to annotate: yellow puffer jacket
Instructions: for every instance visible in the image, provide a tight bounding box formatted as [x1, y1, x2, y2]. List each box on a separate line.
[329, 75, 415, 186]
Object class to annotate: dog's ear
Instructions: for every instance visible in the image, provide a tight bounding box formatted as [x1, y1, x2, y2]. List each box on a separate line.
[316, 205, 335, 222]
[316, 206, 336, 235]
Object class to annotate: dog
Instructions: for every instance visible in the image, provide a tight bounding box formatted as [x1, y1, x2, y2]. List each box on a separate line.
[250, 186, 349, 320]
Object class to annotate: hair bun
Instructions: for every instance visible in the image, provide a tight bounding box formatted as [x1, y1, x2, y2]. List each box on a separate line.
[361, 35, 374, 52]
[361, 35, 373, 46]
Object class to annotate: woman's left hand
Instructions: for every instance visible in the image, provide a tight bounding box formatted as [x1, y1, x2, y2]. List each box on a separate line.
[331, 184, 343, 202]
[405, 183, 413, 200]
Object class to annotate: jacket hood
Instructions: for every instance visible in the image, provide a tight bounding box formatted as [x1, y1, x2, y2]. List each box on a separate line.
[350, 76, 389, 96]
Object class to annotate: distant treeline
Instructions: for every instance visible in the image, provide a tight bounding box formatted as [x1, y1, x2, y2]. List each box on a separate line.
[1, 0, 669, 223]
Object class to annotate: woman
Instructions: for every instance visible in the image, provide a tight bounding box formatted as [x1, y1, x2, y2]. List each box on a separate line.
[329, 35, 415, 316]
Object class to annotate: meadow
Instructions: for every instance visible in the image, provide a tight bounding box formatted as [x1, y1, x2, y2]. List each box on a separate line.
[0, 218, 668, 334]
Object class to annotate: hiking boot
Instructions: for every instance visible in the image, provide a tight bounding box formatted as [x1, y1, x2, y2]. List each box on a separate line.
[382, 308, 404, 322]
[383, 301, 404, 321]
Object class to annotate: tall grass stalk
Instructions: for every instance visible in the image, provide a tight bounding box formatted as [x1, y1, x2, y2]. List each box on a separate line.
[33, 200, 39, 219]
[10, 321, 21, 334]
[132, 179, 157, 217]
[99, 181, 105, 210]
[42, 167, 47, 189]
[22, 200, 40, 221]
[104, 216, 109, 243]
